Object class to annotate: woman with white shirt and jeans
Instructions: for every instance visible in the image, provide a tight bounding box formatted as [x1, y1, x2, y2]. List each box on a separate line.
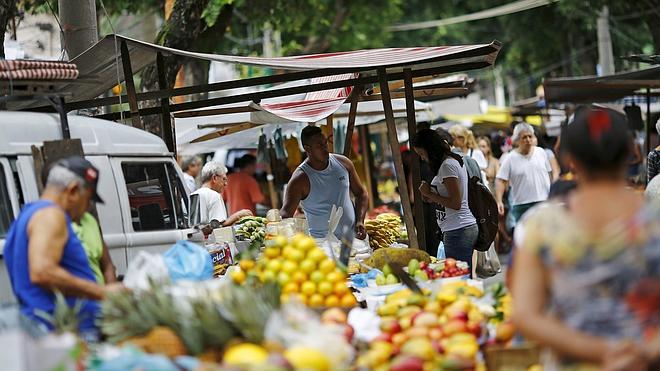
[413, 129, 477, 270]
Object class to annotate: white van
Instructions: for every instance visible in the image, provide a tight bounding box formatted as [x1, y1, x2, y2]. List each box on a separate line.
[0, 111, 195, 303]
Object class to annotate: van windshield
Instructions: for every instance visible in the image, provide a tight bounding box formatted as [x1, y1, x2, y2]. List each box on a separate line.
[0, 163, 14, 238]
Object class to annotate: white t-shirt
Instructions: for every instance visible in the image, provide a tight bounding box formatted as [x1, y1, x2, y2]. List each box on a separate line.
[430, 158, 476, 232]
[191, 187, 227, 224]
[467, 148, 488, 170]
[496, 147, 551, 205]
[183, 173, 196, 193]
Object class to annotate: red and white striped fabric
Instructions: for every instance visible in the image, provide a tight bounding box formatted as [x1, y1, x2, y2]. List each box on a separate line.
[0, 59, 79, 80]
[258, 73, 357, 123]
[0, 60, 77, 71]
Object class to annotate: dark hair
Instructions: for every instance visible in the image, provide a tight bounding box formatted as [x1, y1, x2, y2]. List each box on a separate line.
[412, 129, 463, 174]
[561, 105, 631, 177]
[301, 125, 323, 147]
[236, 154, 257, 169]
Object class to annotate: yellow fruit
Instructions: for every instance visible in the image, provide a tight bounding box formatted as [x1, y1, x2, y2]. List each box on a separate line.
[294, 235, 317, 251]
[307, 248, 327, 263]
[310, 271, 324, 283]
[292, 271, 308, 284]
[223, 343, 269, 366]
[317, 281, 333, 296]
[283, 282, 299, 294]
[230, 269, 246, 284]
[266, 259, 282, 273]
[309, 293, 325, 307]
[282, 246, 296, 261]
[333, 281, 349, 296]
[284, 346, 331, 371]
[277, 271, 291, 285]
[340, 293, 357, 307]
[318, 259, 336, 274]
[264, 246, 281, 259]
[301, 281, 316, 296]
[281, 260, 298, 275]
[300, 259, 316, 274]
[239, 259, 255, 271]
[327, 271, 344, 284]
[289, 249, 305, 262]
[261, 270, 276, 282]
[273, 235, 288, 248]
[324, 295, 340, 307]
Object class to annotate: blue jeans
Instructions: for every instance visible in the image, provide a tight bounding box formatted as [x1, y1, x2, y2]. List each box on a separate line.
[443, 224, 478, 272]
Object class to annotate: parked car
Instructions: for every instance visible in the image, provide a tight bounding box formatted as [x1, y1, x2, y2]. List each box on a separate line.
[0, 112, 195, 303]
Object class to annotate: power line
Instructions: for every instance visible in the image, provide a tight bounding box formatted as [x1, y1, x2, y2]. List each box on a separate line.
[389, 0, 559, 32]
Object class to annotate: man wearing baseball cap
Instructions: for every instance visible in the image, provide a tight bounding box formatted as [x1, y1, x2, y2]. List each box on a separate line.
[4, 156, 122, 335]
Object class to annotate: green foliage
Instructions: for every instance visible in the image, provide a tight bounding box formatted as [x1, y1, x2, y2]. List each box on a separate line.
[202, 0, 234, 28]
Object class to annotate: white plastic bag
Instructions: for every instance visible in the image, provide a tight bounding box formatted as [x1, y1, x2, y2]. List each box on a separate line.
[123, 251, 170, 291]
[475, 244, 502, 279]
[264, 302, 354, 369]
[319, 205, 343, 259]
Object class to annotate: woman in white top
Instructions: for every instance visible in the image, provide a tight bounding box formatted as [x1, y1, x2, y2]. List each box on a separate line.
[413, 129, 477, 271]
[478, 136, 499, 192]
[450, 125, 488, 184]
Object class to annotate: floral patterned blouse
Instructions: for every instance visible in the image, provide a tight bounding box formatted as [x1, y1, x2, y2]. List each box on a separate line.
[518, 201, 660, 368]
[649, 150, 660, 182]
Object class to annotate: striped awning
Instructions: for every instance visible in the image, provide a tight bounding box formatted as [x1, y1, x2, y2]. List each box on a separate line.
[256, 73, 357, 122]
[53, 34, 500, 104]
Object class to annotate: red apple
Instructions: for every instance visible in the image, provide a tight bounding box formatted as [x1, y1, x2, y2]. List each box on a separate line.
[431, 340, 444, 354]
[392, 333, 409, 348]
[466, 321, 482, 338]
[443, 319, 468, 336]
[428, 327, 444, 341]
[380, 318, 403, 334]
[372, 332, 393, 343]
[321, 307, 347, 324]
[450, 311, 469, 322]
[445, 258, 457, 269]
[390, 356, 425, 371]
[343, 324, 355, 342]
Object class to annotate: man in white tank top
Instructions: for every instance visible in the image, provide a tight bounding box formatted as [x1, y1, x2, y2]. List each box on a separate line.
[280, 126, 369, 240]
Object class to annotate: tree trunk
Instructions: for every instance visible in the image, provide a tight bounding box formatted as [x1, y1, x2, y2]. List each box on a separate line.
[0, 0, 16, 59]
[645, 15, 660, 54]
[138, 0, 212, 136]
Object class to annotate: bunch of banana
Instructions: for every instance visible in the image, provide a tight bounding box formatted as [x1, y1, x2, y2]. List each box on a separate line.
[236, 217, 267, 245]
[365, 213, 402, 250]
[214, 263, 229, 277]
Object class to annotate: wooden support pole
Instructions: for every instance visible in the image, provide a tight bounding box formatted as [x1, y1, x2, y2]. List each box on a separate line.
[343, 86, 361, 157]
[326, 115, 334, 153]
[119, 40, 143, 130]
[647, 88, 652, 156]
[157, 52, 175, 153]
[359, 125, 375, 210]
[403, 68, 426, 250]
[378, 68, 418, 249]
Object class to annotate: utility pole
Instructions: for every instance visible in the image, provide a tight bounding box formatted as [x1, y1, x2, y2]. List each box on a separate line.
[58, 0, 98, 60]
[597, 6, 615, 76]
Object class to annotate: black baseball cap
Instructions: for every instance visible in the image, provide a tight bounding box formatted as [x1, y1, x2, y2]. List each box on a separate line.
[54, 156, 104, 203]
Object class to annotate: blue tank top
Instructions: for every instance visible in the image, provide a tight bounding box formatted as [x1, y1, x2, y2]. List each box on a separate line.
[3, 200, 100, 332]
[299, 155, 356, 238]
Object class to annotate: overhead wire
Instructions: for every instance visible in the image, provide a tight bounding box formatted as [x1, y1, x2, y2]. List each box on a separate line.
[389, 0, 560, 32]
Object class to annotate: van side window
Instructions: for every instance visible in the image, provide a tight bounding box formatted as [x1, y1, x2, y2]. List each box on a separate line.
[0, 163, 14, 238]
[121, 162, 187, 231]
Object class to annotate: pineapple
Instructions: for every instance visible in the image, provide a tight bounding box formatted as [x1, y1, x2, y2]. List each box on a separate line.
[218, 281, 281, 343]
[143, 326, 187, 358]
[35, 291, 82, 334]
